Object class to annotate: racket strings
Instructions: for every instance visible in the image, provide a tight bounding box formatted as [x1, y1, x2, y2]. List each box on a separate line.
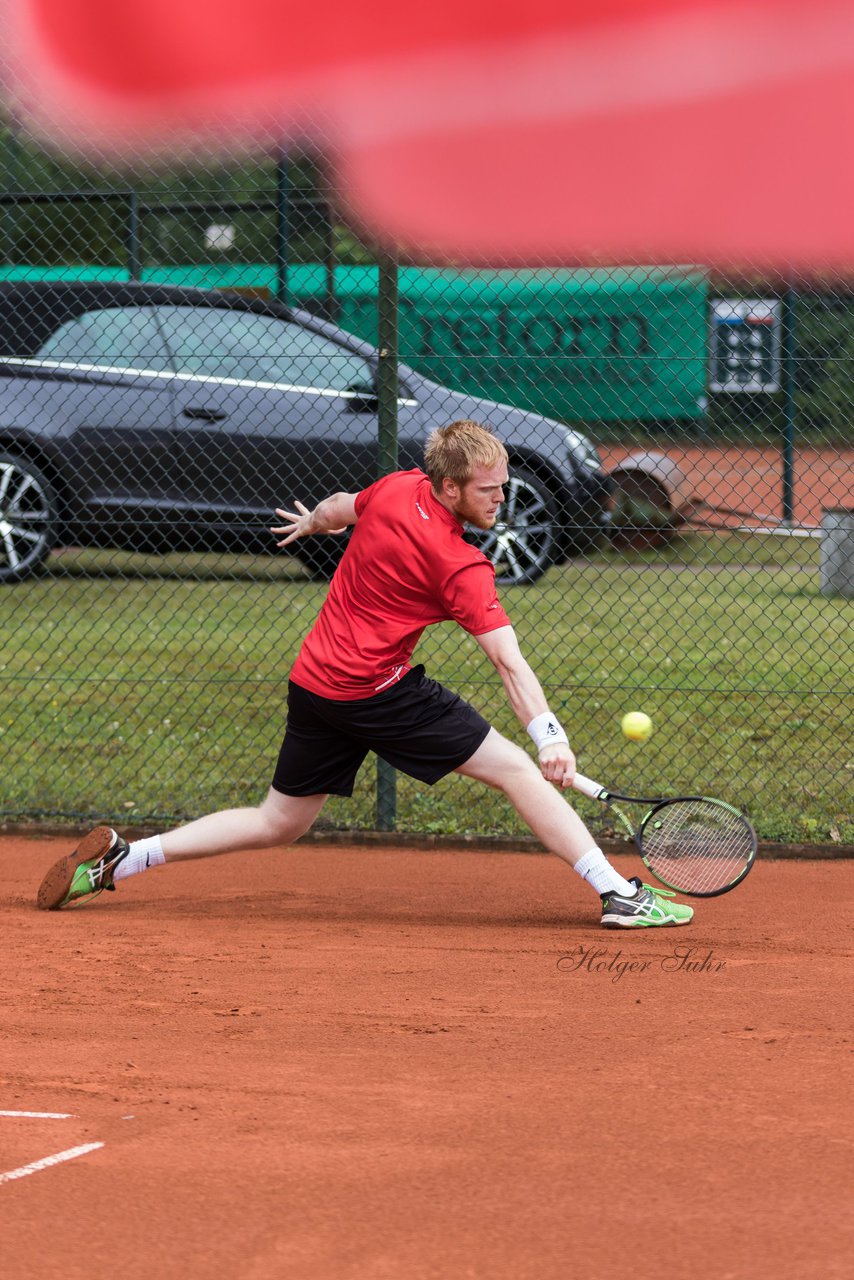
[640, 798, 754, 895]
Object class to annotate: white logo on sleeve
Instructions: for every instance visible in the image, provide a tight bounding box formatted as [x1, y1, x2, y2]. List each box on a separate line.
[415, 502, 430, 520]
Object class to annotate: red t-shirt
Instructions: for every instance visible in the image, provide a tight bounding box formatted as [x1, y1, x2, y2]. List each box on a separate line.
[290, 469, 511, 699]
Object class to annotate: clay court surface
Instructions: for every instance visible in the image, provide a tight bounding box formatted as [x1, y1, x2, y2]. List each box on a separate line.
[1, 839, 851, 1280]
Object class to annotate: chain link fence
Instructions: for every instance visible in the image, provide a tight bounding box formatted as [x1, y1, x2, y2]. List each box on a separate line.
[0, 127, 851, 847]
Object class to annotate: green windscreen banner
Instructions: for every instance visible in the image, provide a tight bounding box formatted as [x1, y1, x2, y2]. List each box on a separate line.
[0, 264, 708, 423]
[330, 266, 707, 424]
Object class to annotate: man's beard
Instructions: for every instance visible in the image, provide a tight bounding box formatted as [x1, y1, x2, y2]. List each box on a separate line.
[456, 500, 499, 531]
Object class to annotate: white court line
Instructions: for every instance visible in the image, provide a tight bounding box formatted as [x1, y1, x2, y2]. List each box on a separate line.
[0, 1110, 74, 1119]
[0, 1143, 104, 1185]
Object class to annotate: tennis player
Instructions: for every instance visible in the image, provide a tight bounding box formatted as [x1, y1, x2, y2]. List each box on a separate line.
[36, 420, 692, 929]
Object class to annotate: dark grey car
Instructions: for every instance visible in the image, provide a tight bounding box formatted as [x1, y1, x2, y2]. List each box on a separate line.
[0, 281, 609, 584]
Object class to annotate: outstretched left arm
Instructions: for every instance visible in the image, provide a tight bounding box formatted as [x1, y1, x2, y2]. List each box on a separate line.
[270, 493, 359, 549]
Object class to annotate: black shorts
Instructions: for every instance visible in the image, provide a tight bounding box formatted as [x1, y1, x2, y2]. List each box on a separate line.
[272, 665, 492, 797]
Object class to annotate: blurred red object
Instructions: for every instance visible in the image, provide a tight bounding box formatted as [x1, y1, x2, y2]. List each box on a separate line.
[8, 0, 854, 268]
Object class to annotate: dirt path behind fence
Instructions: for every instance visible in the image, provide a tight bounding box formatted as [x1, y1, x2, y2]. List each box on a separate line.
[600, 444, 853, 526]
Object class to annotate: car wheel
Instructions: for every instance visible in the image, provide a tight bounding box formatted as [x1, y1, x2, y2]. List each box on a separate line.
[0, 453, 58, 584]
[468, 466, 560, 585]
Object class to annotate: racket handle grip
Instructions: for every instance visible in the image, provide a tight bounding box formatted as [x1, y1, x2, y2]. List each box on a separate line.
[572, 773, 608, 801]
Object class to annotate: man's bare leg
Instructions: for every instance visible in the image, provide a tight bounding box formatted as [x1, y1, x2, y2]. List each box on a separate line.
[160, 788, 328, 861]
[456, 729, 594, 867]
[35, 789, 328, 908]
[455, 730, 694, 925]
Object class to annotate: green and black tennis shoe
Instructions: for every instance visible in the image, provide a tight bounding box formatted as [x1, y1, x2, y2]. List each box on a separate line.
[600, 877, 693, 928]
[36, 826, 130, 911]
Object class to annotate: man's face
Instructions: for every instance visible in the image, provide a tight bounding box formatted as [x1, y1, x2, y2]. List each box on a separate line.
[444, 461, 508, 530]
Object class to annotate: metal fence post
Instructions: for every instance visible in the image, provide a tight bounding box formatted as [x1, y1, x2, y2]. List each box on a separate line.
[375, 250, 399, 830]
[1, 122, 20, 265]
[275, 152, 289, 304]
[781, 282, 797, 525]
[126, 190, 141, 281]
[323, 200, 338, 323]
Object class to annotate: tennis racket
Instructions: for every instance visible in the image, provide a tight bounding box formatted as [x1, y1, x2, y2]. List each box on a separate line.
[572, 772, 757, 897]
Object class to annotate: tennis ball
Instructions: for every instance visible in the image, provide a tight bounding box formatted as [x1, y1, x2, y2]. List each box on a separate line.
[621, 711, 653, 742]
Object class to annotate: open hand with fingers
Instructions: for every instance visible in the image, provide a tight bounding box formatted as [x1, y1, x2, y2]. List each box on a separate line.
[271, 501, 347, 548]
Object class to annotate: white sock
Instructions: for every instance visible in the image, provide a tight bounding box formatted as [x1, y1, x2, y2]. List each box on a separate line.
[573, 848, 637, 898]
[113, 835, 166, 883]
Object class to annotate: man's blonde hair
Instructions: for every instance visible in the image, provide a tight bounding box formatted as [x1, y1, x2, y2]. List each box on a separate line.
[424, 420, 508, 491]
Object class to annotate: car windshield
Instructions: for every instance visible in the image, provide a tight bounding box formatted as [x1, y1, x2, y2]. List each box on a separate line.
[154, 306, 373, 391]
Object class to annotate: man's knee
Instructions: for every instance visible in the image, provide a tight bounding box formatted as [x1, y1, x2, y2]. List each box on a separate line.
[498, 744, 540, 789]
[265, 812, 309, 843]
[260, 791, 323, 843]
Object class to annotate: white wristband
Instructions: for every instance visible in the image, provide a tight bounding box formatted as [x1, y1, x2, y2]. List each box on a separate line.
[527, 711, 570, 752]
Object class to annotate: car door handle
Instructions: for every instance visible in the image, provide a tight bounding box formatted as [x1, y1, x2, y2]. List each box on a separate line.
[182, 406, 228, 422]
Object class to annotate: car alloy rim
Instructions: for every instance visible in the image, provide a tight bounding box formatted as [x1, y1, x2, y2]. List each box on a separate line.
[473, 474, 555, 583]
[0, 461, 52, 572]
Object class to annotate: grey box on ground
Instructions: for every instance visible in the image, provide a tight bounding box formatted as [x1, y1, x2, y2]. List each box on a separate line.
[820, 509, 854, 597]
